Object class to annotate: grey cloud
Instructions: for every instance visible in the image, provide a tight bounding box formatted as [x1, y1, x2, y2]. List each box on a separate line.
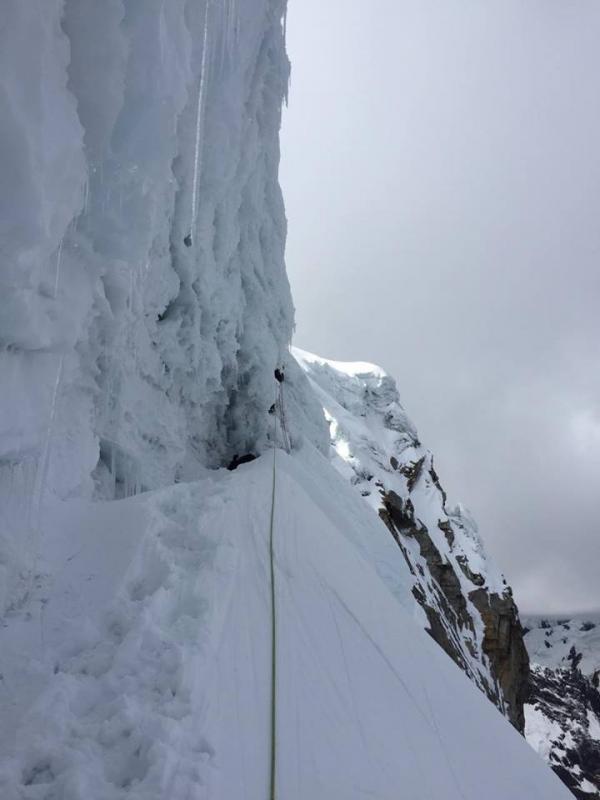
[281, 0, 600, 613]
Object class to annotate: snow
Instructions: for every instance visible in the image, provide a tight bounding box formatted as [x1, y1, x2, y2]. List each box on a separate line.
[580, 777, 599, 794]
[587, 709, 600, 741]
[525, 705, 566, 762]
[0, 445, 570, 799]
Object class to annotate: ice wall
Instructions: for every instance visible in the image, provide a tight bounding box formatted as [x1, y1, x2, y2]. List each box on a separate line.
[0, 0, 324, 610]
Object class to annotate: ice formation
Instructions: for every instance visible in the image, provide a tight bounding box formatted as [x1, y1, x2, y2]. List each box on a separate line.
[1, 0, 325, 612]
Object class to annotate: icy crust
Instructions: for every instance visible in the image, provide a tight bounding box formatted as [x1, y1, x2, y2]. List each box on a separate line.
[294, 347, 515, 709]
[0, 1, 326, 610]
[0, 448, 570, 799]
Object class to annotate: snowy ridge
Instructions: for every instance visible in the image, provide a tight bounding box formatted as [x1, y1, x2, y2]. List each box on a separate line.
[294, 347, 529, 728]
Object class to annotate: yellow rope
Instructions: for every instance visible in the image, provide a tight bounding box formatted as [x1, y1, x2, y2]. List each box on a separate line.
[268, 426, 278, 800]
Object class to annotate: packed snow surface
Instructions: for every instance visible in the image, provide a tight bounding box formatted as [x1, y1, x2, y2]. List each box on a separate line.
[0, 445, 570, 799]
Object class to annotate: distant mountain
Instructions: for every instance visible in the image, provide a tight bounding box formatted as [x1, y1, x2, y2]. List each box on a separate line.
[524, 616, 600, 798]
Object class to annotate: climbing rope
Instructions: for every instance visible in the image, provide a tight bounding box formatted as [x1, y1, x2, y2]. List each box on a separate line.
[267, 369, 292, 799]
[268, 436, 277, 800]
[276, 382, 291, 454]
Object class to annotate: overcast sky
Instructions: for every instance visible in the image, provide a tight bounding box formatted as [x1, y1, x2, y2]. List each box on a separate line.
[280, 0, 600, 614]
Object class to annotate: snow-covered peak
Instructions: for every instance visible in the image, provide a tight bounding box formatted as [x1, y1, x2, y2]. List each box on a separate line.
[294, 347, 506, 593]
[0, 444, 572, 799]
[295, 346, 528, 729]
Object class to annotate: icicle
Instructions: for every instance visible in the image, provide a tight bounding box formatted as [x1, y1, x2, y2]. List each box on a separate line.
[188, 0, 212, 247]
[53, 236, 64, 299]
[27, 353, 65, 599]
[37, 356, 65, 510]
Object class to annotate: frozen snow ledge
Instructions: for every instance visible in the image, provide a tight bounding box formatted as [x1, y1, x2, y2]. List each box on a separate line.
[0, 1, 325, 610]
[0, 448, 571, 798]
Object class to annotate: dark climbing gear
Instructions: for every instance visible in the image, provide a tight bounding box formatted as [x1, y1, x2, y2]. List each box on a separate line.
[274, 368, 284, 383]
[227, 453, 257, 471]
[183, 233, 193, 248]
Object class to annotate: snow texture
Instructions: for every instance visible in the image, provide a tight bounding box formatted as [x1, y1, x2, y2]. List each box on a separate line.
[0, 446, 571, 799]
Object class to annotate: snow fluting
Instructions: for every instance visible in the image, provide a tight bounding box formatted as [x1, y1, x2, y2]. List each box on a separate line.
[0, 2, 573, 799]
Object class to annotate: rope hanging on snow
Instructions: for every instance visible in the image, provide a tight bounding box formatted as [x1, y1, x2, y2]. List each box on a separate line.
[268, 434, 278, 800]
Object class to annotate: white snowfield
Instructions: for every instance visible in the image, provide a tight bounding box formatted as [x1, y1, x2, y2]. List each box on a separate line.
[0, 445, 570, 799]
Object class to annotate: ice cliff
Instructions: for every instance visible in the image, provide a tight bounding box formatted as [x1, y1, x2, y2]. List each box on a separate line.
[0, 3, 573, 799]
[1, 0, 325, 612]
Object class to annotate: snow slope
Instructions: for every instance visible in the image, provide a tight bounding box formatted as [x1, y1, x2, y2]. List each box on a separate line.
[294, 347, 530, 729]
[0, 445, 570, 799]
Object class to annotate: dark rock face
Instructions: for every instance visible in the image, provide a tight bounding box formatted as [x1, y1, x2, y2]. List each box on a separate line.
[380, 487, 529, 732]
[528, 664, 600, 798]
[469, 588, 530, 732]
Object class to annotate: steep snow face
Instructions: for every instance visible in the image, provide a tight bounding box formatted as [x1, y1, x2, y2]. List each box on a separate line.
[0, 1, 326, 612]
[0, 446, 571, 799]
[524, 616, 600, 799]
[294, 347, 530, 729]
